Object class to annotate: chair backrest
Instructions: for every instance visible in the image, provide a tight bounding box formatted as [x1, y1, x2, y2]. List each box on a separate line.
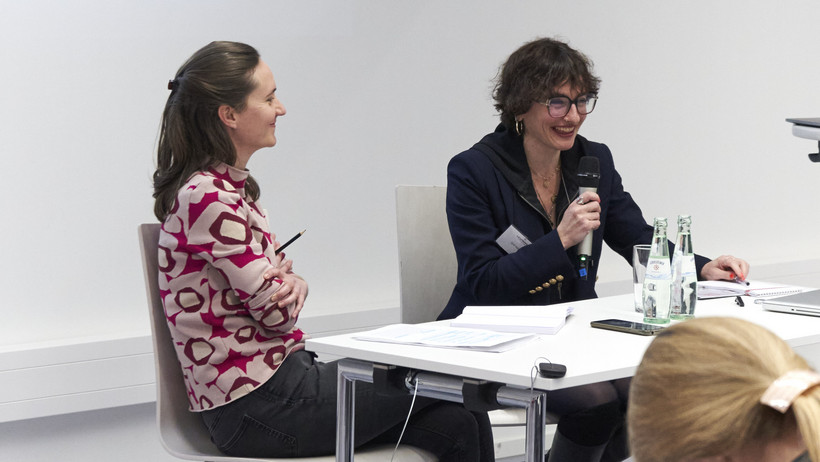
[140, 223, 279, 461]
[395, 186, 458, 324]
[392, 197, 551, 436]
[139, 223, 435, 462]
[140, 223, 228, 460]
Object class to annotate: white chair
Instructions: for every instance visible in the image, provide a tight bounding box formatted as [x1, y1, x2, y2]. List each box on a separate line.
[394, 186, 559, 458]
[138, 223, 434, 462]
[395, 185, 458, 325]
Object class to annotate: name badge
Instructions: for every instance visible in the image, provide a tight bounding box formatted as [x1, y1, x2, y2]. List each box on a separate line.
[496, 225, 532, 254]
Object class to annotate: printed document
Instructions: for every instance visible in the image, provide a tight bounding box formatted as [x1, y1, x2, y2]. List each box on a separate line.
[353, 324, 535, 353]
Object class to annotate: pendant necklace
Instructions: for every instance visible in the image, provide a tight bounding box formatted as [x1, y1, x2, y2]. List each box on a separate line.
[532, 159, 562, 207]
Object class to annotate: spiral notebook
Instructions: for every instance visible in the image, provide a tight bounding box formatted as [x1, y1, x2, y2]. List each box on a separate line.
[697, 280, 805, 299]
[757, 290, 820, 317]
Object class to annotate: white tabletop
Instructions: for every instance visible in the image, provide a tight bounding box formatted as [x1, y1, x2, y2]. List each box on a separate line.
[306, 294, 820, 392]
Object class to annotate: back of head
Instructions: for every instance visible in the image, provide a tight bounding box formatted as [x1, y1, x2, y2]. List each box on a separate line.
[153, 41, 261, 221]
[493, 37, 601, 130]
[628, 317, 820, 462]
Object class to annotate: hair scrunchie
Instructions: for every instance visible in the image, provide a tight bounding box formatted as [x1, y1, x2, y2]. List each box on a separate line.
[760, 369, 820, 413]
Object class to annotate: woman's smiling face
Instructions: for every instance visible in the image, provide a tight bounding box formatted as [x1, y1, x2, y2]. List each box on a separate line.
[519, 82, 586, 155]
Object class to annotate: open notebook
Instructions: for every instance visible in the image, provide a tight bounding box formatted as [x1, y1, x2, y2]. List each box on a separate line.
[450, 305, 575, 335]
[697, 280, 804, 299]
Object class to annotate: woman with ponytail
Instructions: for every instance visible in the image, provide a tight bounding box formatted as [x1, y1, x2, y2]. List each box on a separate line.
[629, 317, 819, 462]
[153, 41, 493, 460]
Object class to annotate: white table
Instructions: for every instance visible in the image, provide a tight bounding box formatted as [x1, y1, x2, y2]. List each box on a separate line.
[306, 293, 820, 461]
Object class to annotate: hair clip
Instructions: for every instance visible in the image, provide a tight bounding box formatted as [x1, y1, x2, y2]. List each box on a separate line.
[168, 79, 178, 91]
[760, 369, 820, 413]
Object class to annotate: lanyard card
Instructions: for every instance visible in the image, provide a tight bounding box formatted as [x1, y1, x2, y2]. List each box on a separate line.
[496, 225, 532, 254]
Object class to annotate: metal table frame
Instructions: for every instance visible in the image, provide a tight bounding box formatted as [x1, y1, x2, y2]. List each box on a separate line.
[335, 358, 547, 462]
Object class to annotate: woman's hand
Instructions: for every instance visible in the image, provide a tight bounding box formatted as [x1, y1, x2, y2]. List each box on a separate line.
[272, 235, 289, 265]
[556, 192, 601, 249]
[700, 255, 751, 282]
[263, 264, 308, 318]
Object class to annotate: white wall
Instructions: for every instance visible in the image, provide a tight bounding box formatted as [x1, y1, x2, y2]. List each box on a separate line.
[2, 1, 820, 459]
[3, 0, 820, 347]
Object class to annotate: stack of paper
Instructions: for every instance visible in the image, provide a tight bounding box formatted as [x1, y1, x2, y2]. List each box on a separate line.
[353, 324, 535, 353]
[450, 305, 574, 335]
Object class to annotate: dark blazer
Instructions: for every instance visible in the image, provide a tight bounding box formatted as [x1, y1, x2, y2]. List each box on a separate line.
[439, 124, 709, 320]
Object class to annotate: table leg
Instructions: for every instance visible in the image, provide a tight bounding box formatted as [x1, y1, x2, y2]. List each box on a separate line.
[497, 386, 548, 462]
[336, 359, 375, 462]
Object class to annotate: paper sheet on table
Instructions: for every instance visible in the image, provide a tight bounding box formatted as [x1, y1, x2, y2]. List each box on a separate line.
[353, 323, 535, 353]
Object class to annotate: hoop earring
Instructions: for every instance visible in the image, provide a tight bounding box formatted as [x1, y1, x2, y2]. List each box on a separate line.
[515, 119, 524, 136]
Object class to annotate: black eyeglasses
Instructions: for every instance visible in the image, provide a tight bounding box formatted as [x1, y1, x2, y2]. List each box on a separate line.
[537, 94, 598, 118]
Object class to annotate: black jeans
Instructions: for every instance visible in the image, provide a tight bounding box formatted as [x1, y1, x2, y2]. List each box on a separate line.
[201, 350, 494, 461]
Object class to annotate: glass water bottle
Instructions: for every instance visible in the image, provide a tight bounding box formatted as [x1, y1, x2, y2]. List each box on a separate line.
[671, 215, 697, 320]
[642, 217, 671, 324]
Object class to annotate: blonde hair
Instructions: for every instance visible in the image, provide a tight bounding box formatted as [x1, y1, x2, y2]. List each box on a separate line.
[628, 317, 820, 462]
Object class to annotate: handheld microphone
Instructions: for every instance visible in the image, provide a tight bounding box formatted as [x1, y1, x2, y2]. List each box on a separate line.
[576, 156, 600, 280]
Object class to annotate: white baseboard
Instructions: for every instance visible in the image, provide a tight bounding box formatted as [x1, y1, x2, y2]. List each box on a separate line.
[0, 333, 156, 423]
[0, 307, 398, 423]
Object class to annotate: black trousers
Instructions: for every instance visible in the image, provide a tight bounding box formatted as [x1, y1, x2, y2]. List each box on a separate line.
[201, 350, 495, 461]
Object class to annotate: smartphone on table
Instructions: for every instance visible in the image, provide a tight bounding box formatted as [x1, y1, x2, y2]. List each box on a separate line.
[590, 319, 666, 336]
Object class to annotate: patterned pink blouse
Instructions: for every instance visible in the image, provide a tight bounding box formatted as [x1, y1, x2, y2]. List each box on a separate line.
[158, 162, 306, 411]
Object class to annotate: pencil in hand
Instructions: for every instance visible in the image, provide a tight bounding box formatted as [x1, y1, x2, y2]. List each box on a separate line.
[275, 229, 305, 255]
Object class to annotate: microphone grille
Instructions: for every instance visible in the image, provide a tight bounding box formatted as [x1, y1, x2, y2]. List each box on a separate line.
[577, 156, 600, 187]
